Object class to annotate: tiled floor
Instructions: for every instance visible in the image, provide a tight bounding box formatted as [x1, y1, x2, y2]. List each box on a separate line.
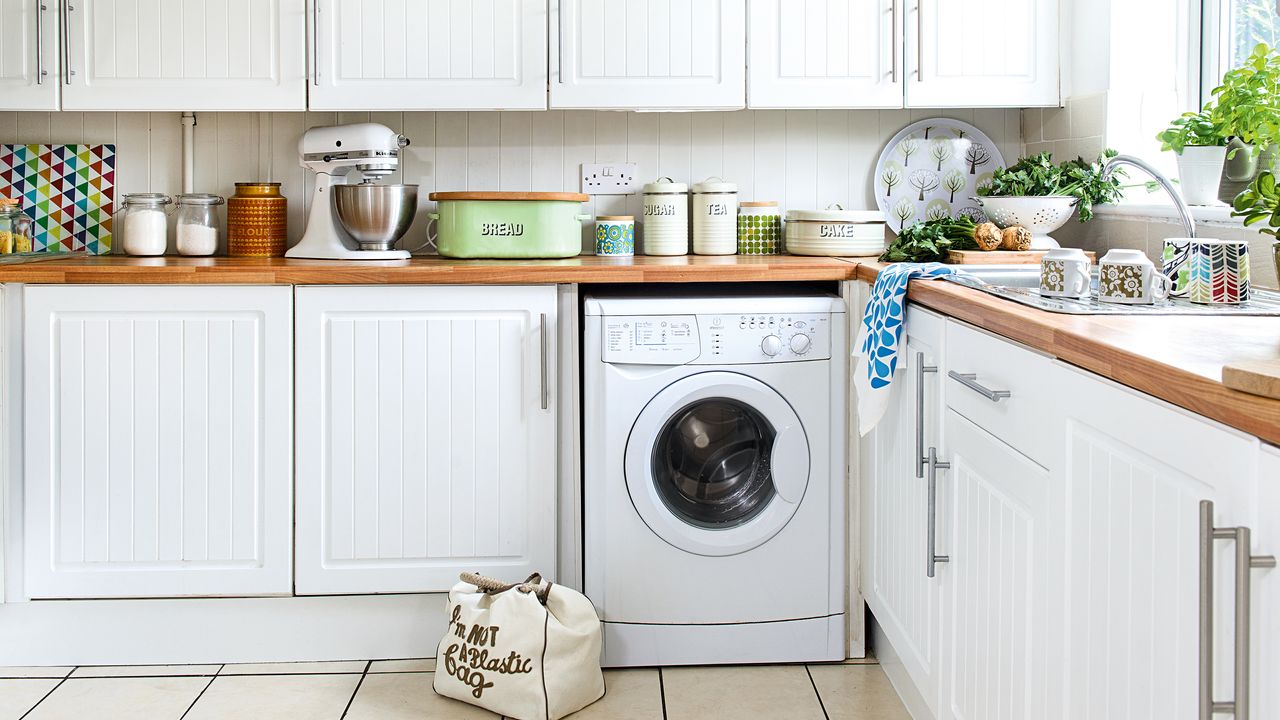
[0, 658, 910, 719]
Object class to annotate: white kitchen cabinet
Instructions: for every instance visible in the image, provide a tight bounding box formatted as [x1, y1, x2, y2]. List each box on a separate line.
[294, 285, 557, 595]
[862, 305, 944, 716]
[1254, 445, 1280, 720]
[551, 0, 746, 109]
[23, 285, 294, 599]
[0, 0, 59, 110]
[906, 0, 1059, 107]
[748, 0, 902, 109]
[309, 0, 547, 110]
[61, 0, 306, 111]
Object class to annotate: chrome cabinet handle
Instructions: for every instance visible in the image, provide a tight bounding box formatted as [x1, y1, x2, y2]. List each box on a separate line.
[948, 370, 1010, 402]
[1199, 499, 1276, 720]
[916, 0, 925, 81]
[890, 0, 900, 84]
[312, 1, 320, 86]
[539, 313, 549, 411]
[926, 447, 949, 578]
[62, 2, 73, 85]
[914, 351, 937, 479]
[35, 2, 46, 84]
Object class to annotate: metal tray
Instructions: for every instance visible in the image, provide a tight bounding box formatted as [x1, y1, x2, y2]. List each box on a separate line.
[943, 274, 1280, 316]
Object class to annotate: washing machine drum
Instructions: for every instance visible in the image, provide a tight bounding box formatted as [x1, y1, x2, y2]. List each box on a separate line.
[625, 372, 810, 557]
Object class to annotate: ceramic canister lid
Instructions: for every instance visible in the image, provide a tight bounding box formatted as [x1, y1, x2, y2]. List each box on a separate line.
[786, 204, 884, 223]
[642, 177, 688, 194]
[691, 177, 738, 194]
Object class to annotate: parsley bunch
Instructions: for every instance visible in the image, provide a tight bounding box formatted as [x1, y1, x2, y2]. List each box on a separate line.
[879, 217, 980, 263]
[976, 150, 1125, 222]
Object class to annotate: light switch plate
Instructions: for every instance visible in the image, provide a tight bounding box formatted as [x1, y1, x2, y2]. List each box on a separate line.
[581, 162, 639, 195]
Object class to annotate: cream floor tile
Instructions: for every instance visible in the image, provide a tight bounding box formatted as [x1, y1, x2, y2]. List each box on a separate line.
[368, 658, 435, 673]
[0, 668, 71, 679]
[26, 677, 209, 720]
[808, 664, 911, 720]
[219, 661, 367, 675]
[183, 674, 361, 720]
[0, 678, 60, 719]
[69, 665, 220, 678]
[662, 665, 826, 720]
[570, 669, 662, 720]
[343, 672, 499, 719]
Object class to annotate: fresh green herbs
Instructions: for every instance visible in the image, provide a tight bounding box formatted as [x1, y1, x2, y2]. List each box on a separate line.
[976, 150, 1125, 222]
[1156, 109, 1227, 153]
[1211, 43, 1280, 151]
[879, 217, 980, 263]
[1231, 169, 1280, 238]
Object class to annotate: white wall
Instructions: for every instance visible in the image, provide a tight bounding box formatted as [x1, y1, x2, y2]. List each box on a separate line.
[0, 109, 1022, 254]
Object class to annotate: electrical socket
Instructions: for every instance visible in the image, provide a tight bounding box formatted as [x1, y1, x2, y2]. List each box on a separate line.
[580, 162, 639, 195]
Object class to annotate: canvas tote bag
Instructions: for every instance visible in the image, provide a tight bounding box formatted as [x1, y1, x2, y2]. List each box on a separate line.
[433, 572, 605, 720]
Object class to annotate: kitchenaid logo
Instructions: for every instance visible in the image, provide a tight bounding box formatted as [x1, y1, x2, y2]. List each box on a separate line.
[819, 224, 857, 238]
[644, 203, 678, 216]
[480, 222, 524, 236]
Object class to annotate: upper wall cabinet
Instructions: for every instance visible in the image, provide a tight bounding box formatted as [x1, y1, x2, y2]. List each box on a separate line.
[0, 0, 59, 110]
[61, 0, 307, 111]
[907, 0, 1059, 107]
[551, 0, 746, 110]
[309, 0, 547, 110]
[748, 0, 901, 109]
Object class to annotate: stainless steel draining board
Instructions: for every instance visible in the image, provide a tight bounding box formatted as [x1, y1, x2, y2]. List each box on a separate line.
[0, 251, 88, 265]
[943, 274, 1280, 316]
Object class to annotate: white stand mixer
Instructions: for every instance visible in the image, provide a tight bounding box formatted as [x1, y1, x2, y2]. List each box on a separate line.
[286, 123, 418, 260]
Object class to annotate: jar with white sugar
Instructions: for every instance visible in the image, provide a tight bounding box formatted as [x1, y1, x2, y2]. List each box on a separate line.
[640, 177, 688, 255]
[691, 177, 738, 255]
[175, 194, 225, 256]
[119, 193, 172, 256]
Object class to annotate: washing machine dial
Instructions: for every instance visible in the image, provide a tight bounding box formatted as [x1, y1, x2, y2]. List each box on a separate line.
[789, 333, 812, 355]
[761, 334, 783, 357]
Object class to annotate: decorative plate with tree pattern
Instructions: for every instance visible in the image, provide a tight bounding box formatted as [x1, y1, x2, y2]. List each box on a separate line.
[874, 119, 1005, 233]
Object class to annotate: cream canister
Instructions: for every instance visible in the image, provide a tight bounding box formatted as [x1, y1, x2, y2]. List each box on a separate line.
[691, 177, 738, 255]
[641, 177, 688, 255]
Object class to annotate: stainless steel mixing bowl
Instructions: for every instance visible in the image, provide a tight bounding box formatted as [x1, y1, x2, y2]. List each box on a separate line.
[333, 184, 418, 251]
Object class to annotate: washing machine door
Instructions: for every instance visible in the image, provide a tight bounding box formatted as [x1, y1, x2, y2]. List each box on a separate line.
[624, 371, 810, 557]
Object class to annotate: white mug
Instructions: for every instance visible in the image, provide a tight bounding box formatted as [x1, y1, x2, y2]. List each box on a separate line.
[1040, 248, 1091, 298]
[1098, 249, 1171, 304]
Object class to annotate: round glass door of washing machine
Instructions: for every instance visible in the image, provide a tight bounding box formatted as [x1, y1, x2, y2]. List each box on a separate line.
[624, 371, 810, 557]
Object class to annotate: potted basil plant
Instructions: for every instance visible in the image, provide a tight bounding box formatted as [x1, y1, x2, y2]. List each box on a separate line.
[1156, 107, 1228, 205]
[1209, 43, 1280, 194]
[1230, 170, 1280, 286]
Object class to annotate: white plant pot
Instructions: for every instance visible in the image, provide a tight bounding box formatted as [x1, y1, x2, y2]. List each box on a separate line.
[1175, 146, 1227, 206]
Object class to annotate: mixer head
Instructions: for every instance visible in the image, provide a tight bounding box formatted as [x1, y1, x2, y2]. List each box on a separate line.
[299, 123, 410, 177]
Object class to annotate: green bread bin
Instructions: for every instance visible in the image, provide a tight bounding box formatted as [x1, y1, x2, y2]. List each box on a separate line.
[428, 191, 591, 258]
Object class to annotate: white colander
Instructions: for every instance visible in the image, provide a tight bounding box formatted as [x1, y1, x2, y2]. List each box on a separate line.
[973, 196, 1079, 249]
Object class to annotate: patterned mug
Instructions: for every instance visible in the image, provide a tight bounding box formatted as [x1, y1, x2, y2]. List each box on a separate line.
[595, 216, 635, 257]
[1098, 249, 1171, 305]
[1040, 247, 1091, 298]
[1161, 238, 1251, 304]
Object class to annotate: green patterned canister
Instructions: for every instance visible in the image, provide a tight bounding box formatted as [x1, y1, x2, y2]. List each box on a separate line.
[595, 216, 635, 256]
[738, 201, 783, 255]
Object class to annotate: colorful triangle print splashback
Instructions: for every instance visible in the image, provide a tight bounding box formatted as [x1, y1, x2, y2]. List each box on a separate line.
[0, 144, 115, 254]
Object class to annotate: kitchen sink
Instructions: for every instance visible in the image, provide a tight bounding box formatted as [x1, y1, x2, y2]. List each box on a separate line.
[947, 264, 1060, 289]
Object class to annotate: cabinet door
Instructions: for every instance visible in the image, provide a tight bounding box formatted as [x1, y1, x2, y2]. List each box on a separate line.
[61, 0, 306, 110]
[1254, 445, 1280, 719]
[0, 0, 59, 110]
[938, 409, 1060, 720]
[748, 0, 901, 109]
[295, 286, 557, 595]
[906, 0, 1058, 107]
[863, 305, 944, 714]
[551, 0, 746, 109]
[23, 286, 294, 598]
[309, 0, 547, 110]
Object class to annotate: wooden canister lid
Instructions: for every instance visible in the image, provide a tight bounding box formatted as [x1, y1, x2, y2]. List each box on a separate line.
[429, 191, 590, 202]
[740, 201, 778, 207]
[597, 215, 634, 221]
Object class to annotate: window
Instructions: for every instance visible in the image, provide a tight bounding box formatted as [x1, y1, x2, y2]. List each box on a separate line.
[1202, 0, 1280, 103]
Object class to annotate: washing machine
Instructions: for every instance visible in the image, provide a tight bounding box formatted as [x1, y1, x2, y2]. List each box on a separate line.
[583, 291, 846, 667]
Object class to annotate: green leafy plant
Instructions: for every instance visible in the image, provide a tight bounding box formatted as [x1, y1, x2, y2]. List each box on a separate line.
[1209, 43, 1280, 151]
[1231, 169, 1280, 237]
[975, 150, 1125, 222]
[1155, 108, 1227, 153]
[879, 217, 980, 263]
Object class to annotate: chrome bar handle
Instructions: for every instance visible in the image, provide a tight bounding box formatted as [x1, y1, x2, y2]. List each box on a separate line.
[35, 2, 46, 84]
[312, 1, 320, 86]
[1199, 499, 1277, 720]
[926, 447, 949, 578]
[914, 351, 937, 479]
[948, 371, 1010, 403]
[61, 2, 73, 85]
[539, 313, 549, 411]
[916, 0, 925, 81]
[890, 0, 900, 84]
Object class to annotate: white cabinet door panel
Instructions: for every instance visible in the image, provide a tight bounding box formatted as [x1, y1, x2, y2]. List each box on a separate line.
[748, 0, 901, 108]
[552, 0, 746, 109]
[62, 0, 306, 110]
[1255, 445, 1280, 720]
[310, 0, 547, 110]
[295, 286, 557, 595]
[23, 286, 293, 598]
[0, 0, 59, 110]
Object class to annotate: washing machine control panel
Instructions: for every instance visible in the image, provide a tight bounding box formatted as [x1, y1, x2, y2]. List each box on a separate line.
[601, 313, 830, 364]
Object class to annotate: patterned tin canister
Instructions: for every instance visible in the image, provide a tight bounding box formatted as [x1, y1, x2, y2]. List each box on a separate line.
[227, 182, 287, 257]
[691, 177, 738, 255]
[595, 216, 635, 256]
[737, 201, 782, 255]
[641, 177, 688, 256]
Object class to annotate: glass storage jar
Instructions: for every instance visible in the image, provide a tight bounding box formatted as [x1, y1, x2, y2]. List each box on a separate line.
[119, 193, 172, 256]
[0, 198, 34, 254]
[174, 193, 225, 256]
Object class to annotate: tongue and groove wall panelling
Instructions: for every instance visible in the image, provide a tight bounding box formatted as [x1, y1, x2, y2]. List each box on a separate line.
[0, 0, 60, 110]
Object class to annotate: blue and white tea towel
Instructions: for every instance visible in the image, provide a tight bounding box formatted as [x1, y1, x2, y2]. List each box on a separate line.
[855, 263, 956, 435]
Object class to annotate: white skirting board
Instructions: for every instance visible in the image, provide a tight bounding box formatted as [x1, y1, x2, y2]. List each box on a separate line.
[0, 594, 449, 666]
[870, 613, 933, 720]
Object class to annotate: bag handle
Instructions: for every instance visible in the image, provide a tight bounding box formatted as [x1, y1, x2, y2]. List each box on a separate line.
[460, 571, 552, 604]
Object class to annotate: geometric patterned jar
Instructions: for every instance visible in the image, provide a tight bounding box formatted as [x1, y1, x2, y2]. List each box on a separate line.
[737, 201, 782, 255]
[595, 216, 635, 256]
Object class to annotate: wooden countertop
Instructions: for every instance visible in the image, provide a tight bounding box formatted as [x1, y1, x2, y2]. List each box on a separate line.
[849, 262, 1280, 446]
[0, 254, 863, 285]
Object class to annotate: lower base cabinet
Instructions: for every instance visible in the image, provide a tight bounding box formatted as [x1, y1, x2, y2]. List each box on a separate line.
[293, 285, 558, 595]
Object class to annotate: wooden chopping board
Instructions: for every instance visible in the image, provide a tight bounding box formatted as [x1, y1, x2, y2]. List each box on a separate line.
[948, 249, 1097, 264]
[1222, 358, 1280, 400]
